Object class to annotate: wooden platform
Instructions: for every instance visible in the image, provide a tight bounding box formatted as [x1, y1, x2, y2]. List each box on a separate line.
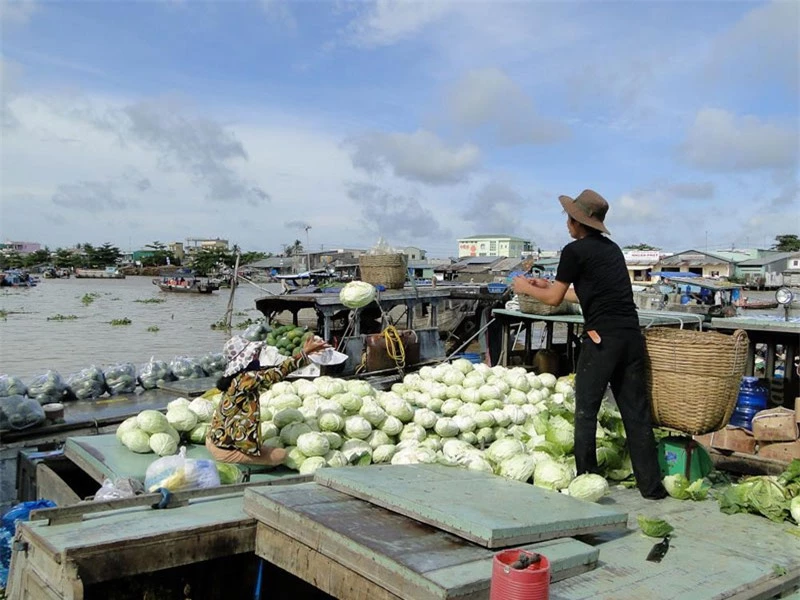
[63, 434, 300, 484]
[244, 482, 599, 600]
[314, 464, 628, 548]
[549, 486, 800, 600]
[6, 489, 265, 599]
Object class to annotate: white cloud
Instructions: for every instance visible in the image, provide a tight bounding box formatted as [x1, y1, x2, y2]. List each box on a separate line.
[708, 0, 799, 91]
[347, 0, 451, 47]
[347, 182, 450, 242]
[0, 0, 36, 24]
[462, 181, 527, 235]
[682, 108, 798, 171]
[613, 194, 662, 224]
[348, 129, 480, 185]
[447, 68, 569, 145]
[260, 0, 297, 31]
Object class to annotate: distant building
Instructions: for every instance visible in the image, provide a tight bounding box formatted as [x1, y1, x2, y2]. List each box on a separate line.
[185, 238, 229, 255]
[655, 249, 735, 278]
[1, 240, 41, 255]
[623, 250, 665, 283]
[735, 251, 799, 289]
[403, 246, 426, 261]
[169, 242, 185, 261]
[307, 248, 366, 270]
[457, 235, 533, 258]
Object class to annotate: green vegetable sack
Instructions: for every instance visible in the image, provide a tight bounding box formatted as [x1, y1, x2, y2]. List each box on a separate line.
[637, 515, 674, 538]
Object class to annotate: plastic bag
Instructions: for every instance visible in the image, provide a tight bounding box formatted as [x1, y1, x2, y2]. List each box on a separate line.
[198, 352, 226, 376]
[0, 395, 46, 431]
[26, 370, 66, 405]
[103, 363, 137, 395]
[138, 357, 175, 390]
[242, 322, 271, 342]
[169, 356, 206, 380]
[367, 237, 399, 255]
[144, 446, 220, 493]
[93, 477, 144, 501]
[66, 365, 106, 400]
[0, 499, 56, 587]
[0, 374, 27, 398]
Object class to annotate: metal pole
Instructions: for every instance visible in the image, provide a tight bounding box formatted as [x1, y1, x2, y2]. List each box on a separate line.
[224, 247, 241, 330]
[305, 225, 312, 272]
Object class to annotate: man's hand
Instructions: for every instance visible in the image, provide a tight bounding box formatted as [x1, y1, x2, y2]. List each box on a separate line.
[513, 276, 549, 295]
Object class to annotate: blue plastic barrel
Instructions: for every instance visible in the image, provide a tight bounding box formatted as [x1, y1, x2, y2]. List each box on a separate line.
[453, 353, 482, 364]
[728, 376, 769, 430]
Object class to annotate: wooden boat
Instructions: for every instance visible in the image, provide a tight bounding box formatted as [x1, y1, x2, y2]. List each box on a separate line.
[1, 270, 37, 287]
[152, 276, 217, 294]
[739, 299, 779, 310]
[74, 267, 125, 279]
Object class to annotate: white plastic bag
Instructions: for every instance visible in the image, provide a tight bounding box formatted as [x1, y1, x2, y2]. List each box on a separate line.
[144, 447, 220, 493]
[93, 477, 144, 501]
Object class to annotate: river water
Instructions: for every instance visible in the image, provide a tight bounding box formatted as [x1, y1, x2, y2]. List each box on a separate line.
[0, 276, 282, 382]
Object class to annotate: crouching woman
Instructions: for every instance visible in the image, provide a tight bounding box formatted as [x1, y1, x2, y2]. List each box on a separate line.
[206, 334, 329, 466]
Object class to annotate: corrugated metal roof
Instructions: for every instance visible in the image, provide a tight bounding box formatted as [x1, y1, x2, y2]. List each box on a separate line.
[490, 258, 524, 272]
[460, 256, 505, 264]
[658, 249, 732, 267]
[736, 251, 797, 267]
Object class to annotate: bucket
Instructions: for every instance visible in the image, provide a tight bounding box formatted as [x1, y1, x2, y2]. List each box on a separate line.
[490, 549, 550, 600]
[728, 377, 769, 430]
[453, 353, 482, 364]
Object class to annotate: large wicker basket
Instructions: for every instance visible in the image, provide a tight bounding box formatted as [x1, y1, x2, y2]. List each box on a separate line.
[518, 294, 571, 316]
[645, 327, 749, 435]
[359, 254, 408, 290]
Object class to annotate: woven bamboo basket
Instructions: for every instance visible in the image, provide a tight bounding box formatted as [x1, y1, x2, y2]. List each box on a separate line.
[518, 294, 571, 316]
[359, 254, 408, 290]
[645, 327, 749, 435]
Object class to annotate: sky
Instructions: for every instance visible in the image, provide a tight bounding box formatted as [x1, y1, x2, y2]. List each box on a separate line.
[0, 0, 798, 258]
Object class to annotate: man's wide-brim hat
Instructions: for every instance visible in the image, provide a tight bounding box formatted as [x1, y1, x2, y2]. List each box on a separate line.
[223, 335, 265, 377]
[559, 189, 610, 234]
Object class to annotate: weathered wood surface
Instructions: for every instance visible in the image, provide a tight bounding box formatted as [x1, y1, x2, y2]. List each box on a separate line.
[63, 433, 300, 484]
[549, 486, 800, 600]
[314, 464, 627, 547]
[36, 464, 83, 507]
[9, 492, 255, 595]
[156, 376, 218, 397]
[245, 482, 599, 600]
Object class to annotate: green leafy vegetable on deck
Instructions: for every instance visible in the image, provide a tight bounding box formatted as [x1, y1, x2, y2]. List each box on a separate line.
[637, 515, 674, 538]
[718, 476, 790, 523]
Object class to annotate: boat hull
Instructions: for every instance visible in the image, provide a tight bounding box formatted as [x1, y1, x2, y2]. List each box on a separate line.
[154, 281, 215, 294]
[74, 269, 125, 279]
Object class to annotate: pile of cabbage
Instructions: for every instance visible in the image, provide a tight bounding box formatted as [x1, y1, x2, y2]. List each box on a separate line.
[256, 360, 630, 493]
[116, 395, 221, 457]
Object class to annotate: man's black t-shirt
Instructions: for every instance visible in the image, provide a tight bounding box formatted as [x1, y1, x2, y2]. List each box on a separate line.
[555, 233, 639, 335]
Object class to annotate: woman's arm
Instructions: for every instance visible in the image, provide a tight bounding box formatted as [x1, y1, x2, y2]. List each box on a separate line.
[512, 277, 576, 306]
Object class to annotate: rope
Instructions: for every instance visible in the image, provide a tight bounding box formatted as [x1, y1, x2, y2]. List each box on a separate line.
[383, 325, 407, 370]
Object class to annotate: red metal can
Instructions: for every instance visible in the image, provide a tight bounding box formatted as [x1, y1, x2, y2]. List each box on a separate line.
[490, 549, 550, 600]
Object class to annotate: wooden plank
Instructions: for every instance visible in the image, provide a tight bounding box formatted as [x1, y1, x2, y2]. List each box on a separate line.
[36, 464, 83, 507]
[30, 474, 309, 525]
[63, 434, 301, 484]
[706, 447, 789, 475]
[156, 376, 218, 397]
[257, 524, 405, 600]
[246, 483, 598, 600]
[314, 464, 627, 548]
[16, 493, 256, 587]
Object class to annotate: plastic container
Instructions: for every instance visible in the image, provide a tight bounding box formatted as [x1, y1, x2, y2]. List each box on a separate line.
[728, 376, 769, 430]
[490, 549, 550, 600]
[488, 283, 508, 294]
[453, 353, 482, 364]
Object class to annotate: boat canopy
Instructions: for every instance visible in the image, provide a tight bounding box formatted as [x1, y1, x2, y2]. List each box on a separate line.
[665, 276, 743, 291]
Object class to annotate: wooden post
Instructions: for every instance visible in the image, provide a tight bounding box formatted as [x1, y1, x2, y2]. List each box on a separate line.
[224, 249, 241, 330]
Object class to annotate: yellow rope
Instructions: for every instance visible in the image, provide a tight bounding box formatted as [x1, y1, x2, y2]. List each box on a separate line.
[383, 325, 406, 370]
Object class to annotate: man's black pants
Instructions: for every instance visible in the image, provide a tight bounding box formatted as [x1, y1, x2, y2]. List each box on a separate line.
[573, 329, 665, 498]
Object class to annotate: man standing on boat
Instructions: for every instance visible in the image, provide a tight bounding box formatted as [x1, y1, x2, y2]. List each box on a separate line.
[512, 189, 667, 500]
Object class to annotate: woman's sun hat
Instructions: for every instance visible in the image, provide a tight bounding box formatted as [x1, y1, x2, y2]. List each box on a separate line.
[558, 189, 610, 234]
[223, 335, 265, 377]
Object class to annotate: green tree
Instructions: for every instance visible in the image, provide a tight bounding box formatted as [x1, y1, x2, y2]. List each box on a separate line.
[23, 248, 52, 268]
[772, 234, 800, 252]
[189, 247, 234, 276]
[240, 251, 270, 266]
[53, 248, 79, 268]
[0, 252, 24, 270]
[623, 243, 661, 251]
[140, 242, 178, 267]
[284, 239, 303, 256]
[93, 243, 122, 267]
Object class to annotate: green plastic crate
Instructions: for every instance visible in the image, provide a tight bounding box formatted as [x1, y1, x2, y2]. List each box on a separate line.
[658, 436, 713, 480]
